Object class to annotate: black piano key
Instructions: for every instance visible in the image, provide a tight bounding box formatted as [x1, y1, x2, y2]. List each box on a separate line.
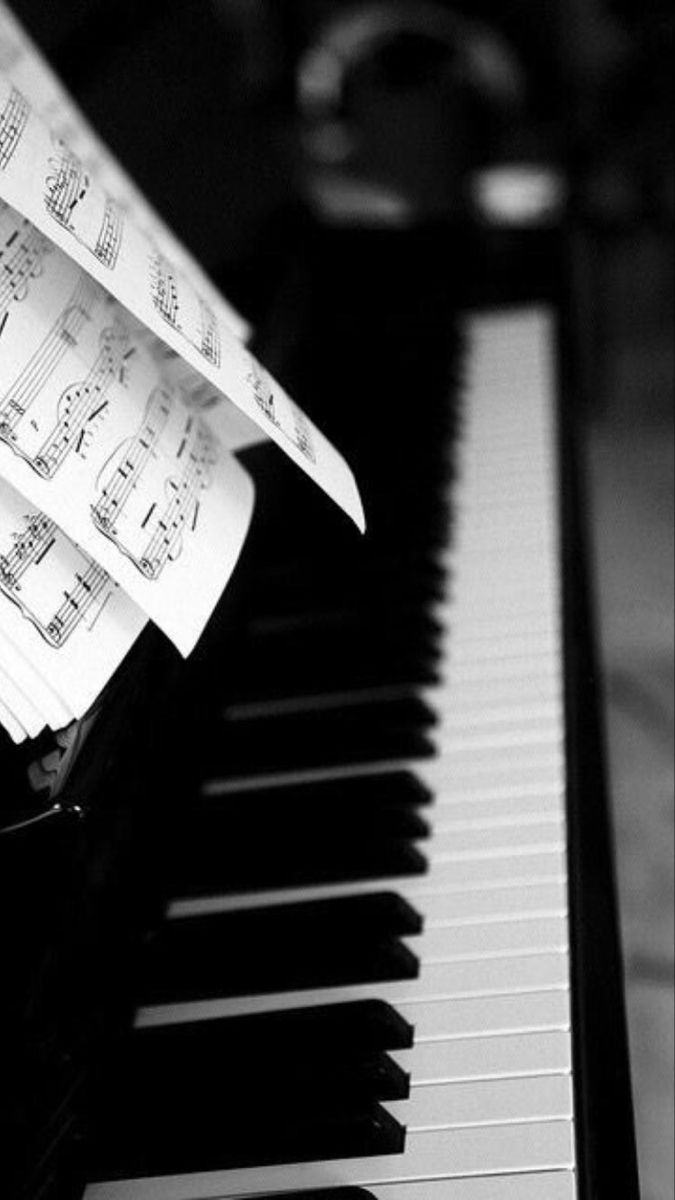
[169, 832, 428, 895]
[168, 795, 430, 896]
[203, 771, 433, 809]
[87, 1097, 405, 1179]
[121, 1001, 413, 1062]
[204, 696, 437, 778]
[138, 900, 421, 1004]
[101, 1029, 409, 1107]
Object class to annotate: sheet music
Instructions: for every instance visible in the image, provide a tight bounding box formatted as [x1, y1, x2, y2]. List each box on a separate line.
[0, 4, 366, 743]
[0, 211, 257, 655]
[0, 0, 251, 344]
[0, 71, 365, 532]
[0, 685, 23, 742]
[0, 652, 44, 738]
[0, 475, 146, 722]
[0, 621, 73, 728]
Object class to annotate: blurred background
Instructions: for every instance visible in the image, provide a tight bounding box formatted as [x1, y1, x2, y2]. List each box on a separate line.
[6, 2, 673, 1196]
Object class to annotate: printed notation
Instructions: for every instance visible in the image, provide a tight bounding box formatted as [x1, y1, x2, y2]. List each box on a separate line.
[0, 84, 29, 171]
[198, 296, 222, 368]
[96, 196, 125, 270]
[0, 274, 101, 451]
[248, 359, 317, 464]
[0, 509, 114, 647]
[149, 250, 180, 328]
[45, 140, 124, 269]
[31, 324, 129, 479]
[0, 210, 51, 335]
[149, 250, 222, 367]
[91, 386, 172, 541]
[93, 403, 217, 581]
[45, 140, 91, 225]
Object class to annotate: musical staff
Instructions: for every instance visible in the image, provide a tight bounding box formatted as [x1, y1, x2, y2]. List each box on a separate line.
[0, 507, 114, 648]
[248, 360, 317, 464]
[0, 210, 51, 335]
[149, 251, 180, 329]
[150, 250, 223, 367]
[93, 409, 217, 581]
[32, 323, 129, 478]
[45, 140, 124, 269]
[0, 85, 29, 171]
[45, 141, 91, 226]
[198, 297, 221, 367]
[92, 387, 173, 539]
[95, 196, 124, 270]
[0, 273, 103, 459]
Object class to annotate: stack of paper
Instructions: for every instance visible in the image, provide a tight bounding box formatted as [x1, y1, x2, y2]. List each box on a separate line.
[0, 4, 364, 745]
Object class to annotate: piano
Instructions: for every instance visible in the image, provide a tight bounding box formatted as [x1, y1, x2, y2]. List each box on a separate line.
[0, 205, 640, 1197]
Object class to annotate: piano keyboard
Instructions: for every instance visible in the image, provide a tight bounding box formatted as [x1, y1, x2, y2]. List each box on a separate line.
[84, 309, 578, 1199]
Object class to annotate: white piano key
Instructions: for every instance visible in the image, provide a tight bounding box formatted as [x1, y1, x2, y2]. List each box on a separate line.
[391, 1031, 572, 1084]
[170, 881, 568, 925]
[424, 851, 568, 887]
[428, 762, 567, 796]
[433, 792, 565, 821]
[85, 1123, 576, 1198]
[433, 805, 565, 831]
[437, 608, 559, 637]
[434, 748, 565, 779]
[405, 918, 569, 963]
[137, 953, 571, 1027]
[434, 722, 563, 753]
[349, 1174, 577, 1200]
[419, 774, 565, 805]
[446, 658, 563, 685]
[433, 701, 563, 730]
[429, 823, 565, 858]
[412, 885, 569, 927]
[340, 1172, 577, 1200]
[385, 1076, 574, 1130]
[407, 990, 571, 1042]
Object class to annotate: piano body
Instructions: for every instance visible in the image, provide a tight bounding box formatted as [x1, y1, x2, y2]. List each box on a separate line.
[0, 7, 640, 1198]
[0, 207, 640, 1199]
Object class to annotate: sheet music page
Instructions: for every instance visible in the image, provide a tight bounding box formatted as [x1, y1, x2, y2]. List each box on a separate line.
[0, 0, 252, 345]
[0, 70, 365, 531]
[0, 476, 148, 723]
[0, 684, 23, 742]
[0, 621, 74, 730]
[0, 4, 366, 743]
[0, 203, 256, 656]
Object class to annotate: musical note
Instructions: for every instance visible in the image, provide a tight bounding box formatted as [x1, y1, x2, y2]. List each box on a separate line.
[91, 386, 172, 539]
[0, 273, 110, 467]
[150, 249, 223, 367]
[92, 404, 217, 581]
[198, 297, 221, 368]
[0, 84, 29, 171]
[0, 208, 51, 336]
[31, 323, 129, 478]
[95, 196, 124, 269]
[247, 359, 317, 464]
[149, 250, 180, 329]
[45, 140, 91, 226]
[45, 139, 124, 269]
[0, 507, 115, 648]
